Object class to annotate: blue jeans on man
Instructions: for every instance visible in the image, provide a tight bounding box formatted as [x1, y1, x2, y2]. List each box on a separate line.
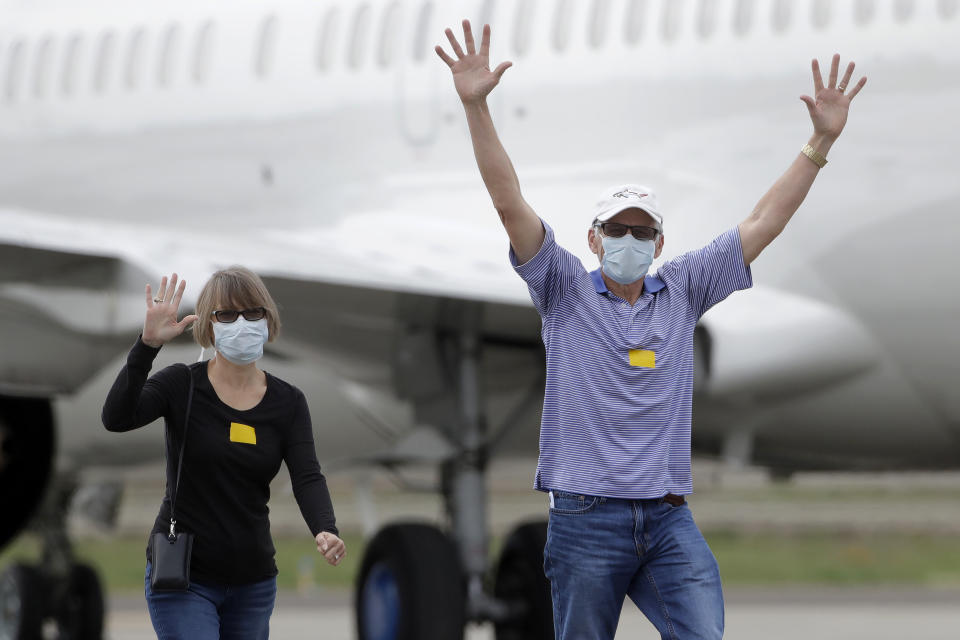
[544, 492, 724, 639]
[145, 562, 276, 639]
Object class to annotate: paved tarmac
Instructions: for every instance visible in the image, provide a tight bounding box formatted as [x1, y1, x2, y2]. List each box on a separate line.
[83, 458, 960, 638]
[108, 586, 960, 639]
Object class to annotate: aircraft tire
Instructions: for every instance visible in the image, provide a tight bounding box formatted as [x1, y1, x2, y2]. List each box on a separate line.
[493, 520, 552, 640]
[0, 563, 44, 640]
[356, 522, 465, 640]
[0, 396, 55, 550]
[55, 563, 104, 640]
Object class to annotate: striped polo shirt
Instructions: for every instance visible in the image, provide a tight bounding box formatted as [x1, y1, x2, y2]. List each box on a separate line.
[511, 221, 752, 499]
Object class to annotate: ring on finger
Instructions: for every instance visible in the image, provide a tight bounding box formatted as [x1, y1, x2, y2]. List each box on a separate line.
[154, 297, 164, 303]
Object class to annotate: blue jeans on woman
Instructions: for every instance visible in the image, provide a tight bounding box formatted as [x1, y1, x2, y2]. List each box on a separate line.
[144, 562, 277, 640]
[544, 492, 724, 640]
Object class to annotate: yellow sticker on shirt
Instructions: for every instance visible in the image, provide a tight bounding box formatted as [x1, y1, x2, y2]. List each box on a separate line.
[229, 422, 257, 445]
[629, 349, 656, 368]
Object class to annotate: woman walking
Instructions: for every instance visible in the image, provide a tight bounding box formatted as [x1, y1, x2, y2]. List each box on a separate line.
[102, 268, 345, 639]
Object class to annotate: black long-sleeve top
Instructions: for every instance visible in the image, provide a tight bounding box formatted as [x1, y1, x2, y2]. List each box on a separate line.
[102, 338, 338, 584]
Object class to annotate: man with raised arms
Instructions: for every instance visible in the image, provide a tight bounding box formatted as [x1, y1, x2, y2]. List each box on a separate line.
[437, 20, 866, 640]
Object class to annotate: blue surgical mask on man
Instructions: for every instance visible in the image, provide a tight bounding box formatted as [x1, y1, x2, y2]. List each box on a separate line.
[213, 317, 269, 365]
[600, 234, 656, 285]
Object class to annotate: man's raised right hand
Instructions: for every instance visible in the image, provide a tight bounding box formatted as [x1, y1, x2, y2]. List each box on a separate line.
[436, 20, 512, 106]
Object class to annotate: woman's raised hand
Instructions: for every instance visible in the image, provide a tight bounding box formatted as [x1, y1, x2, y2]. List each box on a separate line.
[436, 20, 512, 105]
[142, 274, 199, 348]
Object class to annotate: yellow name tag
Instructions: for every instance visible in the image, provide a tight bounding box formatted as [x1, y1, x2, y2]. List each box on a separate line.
[628, 349, 656, 368]
[229, 422, 257, 445]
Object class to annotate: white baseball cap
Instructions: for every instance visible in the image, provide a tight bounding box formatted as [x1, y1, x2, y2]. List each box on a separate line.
[593, 184, 664, 227]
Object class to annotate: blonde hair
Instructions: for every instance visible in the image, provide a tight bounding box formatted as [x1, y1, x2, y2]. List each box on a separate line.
[193, 266, 281, 348]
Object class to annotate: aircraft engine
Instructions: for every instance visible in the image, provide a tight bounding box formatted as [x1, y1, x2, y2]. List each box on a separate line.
[0, 395, 55, 551]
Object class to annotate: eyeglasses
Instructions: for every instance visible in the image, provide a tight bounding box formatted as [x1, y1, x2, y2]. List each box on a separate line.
[211, 307, 267, 323]
[596, 222, 660, 241]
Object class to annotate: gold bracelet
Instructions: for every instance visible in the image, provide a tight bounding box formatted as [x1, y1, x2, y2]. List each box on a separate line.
[801, 143, 828, 168]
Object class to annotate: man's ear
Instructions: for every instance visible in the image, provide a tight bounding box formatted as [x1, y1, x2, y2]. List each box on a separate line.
[654, 234, 665, 259]
[588, 228, 601, 256]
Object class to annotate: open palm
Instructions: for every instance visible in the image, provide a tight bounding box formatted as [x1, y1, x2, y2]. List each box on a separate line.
[436, 20, 512, 105]
[142, 273, 198, 348]
[801, 54, 867, 140]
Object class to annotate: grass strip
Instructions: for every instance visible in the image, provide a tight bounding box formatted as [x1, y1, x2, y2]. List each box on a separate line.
[2, 530, 959, 592]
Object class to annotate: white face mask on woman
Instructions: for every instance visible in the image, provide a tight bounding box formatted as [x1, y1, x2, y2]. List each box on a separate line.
[212, 317, 269, 365]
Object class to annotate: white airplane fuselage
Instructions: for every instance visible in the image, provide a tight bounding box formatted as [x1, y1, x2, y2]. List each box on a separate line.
[1, 0, 959, 473]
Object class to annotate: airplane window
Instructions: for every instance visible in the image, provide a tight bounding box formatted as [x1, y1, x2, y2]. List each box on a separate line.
[552, 0, 573, 51]
[4, 39, 24, 102]
[412, 2, 433, 62]
[33, 36, 54, 99]
[940, 0, 959, 18]
[894, 0, 915, 22]
[124, 28, 146, 89]
[661, 0, 684, 42]
[697, 0, 718, 39]
[93, 31, 116, 93]
[771, 0, 791, 32]
[255, 15, 278, 78]
[348, 4, 372, 69]
[157, 23, 182, 87]
[377, 2, 400, 67]
[317, 8, 341, 71]
[811, 0, 831, 29]
[589, 0, 611, 49]
[624, 0, 648, 44]
[60, 34, 84, 96]
[854, 0, 876, 26]
[733, 0, 754, 37]
[193, 21, 215, 84]
[512, 0, 535, 57]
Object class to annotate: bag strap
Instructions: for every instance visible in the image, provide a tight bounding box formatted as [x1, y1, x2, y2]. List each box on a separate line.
[168, 363, 195, 539]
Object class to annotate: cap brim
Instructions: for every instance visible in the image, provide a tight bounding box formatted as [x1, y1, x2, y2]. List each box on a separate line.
[595, 203, 663, 225]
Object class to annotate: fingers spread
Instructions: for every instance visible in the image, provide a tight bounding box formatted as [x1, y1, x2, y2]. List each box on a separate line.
[167, 273, 179, 301]
[493, 60, 513, 81]
[171, 279, 186, 309]
[847, 76, 867, 100]
[177, 314, 199, 330]
[811, 59, 824, 93]
[435, 45, 455, 67]
[463, 19, 476, 55]
[839, 61, 855, 90]
[828, 53, 840, 88]
[157, 276, 168, 302]
[480, 23, 491, 57]
[445, 28, 465, 58]
[799, 94, 817, 116]
[145, 284, 154, 308]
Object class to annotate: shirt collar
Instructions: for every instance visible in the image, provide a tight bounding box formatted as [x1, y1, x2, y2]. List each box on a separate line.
[590, 268, 665, 295]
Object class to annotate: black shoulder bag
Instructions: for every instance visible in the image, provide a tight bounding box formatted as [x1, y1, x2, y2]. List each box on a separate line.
[150, 364, 196, 592]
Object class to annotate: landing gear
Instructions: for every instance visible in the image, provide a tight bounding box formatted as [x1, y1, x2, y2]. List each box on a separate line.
[56, 564, 105, 640]
[0, 561, 104, 640]
[356, 523, 465, 640]
[493, 522, 552, 640]
[0, 564, 44, 640]
[0, 462, 106, 640]
[356, 306, 552, 639]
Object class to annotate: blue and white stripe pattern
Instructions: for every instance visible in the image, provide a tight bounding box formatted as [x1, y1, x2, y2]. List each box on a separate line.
[511, 221, 752, 499]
